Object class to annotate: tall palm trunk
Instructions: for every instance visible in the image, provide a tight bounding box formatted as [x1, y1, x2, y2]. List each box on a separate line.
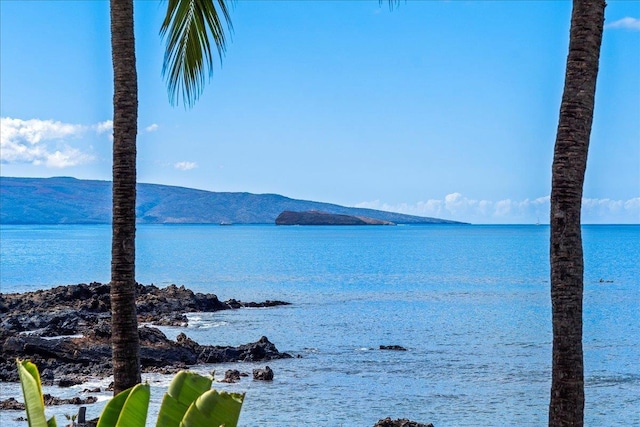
[109, 0, 141, 395]
[549, 1, 605, 425]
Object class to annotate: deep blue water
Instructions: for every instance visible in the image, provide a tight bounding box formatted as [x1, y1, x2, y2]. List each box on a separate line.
[0, 224, 638, 426]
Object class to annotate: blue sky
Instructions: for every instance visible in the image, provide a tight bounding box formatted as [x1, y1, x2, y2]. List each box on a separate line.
[1, 1, 638, 224]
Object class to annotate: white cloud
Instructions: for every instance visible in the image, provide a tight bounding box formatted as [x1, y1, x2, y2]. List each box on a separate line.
[1, 117, 85, 144]
[45, 148, 93, 168]
[493, 199, 512, 217]
[94, 120, 113, 141]
[444, 192, 465, 213]
[355, 193, 639, 224]
[606, 17, 640, 30]
[145, 123, 159, 133]
[95, 120, 113, 134]
[174, 161, 198, 171]
[582, 197, 640, 222]
[624, 197, 640, 211]
[0, 117, 97, 168]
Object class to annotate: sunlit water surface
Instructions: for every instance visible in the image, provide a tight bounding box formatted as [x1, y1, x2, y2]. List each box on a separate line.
[0, 224, 638, 426]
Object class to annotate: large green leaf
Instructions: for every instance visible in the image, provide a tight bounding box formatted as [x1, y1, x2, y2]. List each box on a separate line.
[116, 383, 150, 427]
[16, 359, 55, 427]
[96, 383, 150, 427]
[96, 387, 132, 427]
[156, 371, 213, 427]
[181, 390, 244, 427]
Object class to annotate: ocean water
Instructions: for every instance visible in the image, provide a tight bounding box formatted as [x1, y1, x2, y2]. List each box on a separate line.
[0, 224, 638, 426]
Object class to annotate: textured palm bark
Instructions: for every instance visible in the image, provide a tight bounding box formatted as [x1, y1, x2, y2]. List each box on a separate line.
[549, 1, 605, 426]
[109, 0, 141, 395]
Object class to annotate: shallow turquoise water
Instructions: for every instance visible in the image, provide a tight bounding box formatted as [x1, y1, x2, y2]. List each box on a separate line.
[0, 224, 638, 426]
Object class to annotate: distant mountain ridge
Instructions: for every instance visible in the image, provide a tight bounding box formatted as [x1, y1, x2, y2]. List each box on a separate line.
[0, 177, 463, 225]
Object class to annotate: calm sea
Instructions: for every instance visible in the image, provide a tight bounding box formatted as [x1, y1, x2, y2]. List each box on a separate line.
[0, 224, 638, 426]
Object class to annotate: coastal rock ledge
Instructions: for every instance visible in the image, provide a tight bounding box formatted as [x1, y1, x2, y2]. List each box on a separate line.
[0, 282, 292, 383]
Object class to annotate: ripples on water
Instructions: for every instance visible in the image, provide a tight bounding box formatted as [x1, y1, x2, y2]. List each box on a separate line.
[0, 225, 638, 426]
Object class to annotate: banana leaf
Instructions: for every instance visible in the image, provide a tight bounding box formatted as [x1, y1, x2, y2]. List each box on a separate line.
[16, 359, 57, 427]
[181, 390, 245, 427]
[156, 371, 213, 427]
[96, 383, 150, 427]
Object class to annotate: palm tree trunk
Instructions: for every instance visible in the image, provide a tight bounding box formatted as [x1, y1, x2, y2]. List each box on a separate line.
[109, 0, 141, 395]
[549, 1, 605, 425]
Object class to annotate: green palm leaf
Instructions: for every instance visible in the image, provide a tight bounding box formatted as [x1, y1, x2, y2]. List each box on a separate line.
[161, 0, 233, 108]
[181, 389, 245, 427]
[155, 371, 213, 427]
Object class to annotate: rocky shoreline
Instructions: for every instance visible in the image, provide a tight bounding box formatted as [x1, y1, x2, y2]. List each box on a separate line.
[0, 283, 436, 426]
[0, 282, 292, 384]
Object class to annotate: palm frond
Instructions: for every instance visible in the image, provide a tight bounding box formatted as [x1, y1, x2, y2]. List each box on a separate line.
[381, 0, 403, 11]
[161, 0, 233, 108]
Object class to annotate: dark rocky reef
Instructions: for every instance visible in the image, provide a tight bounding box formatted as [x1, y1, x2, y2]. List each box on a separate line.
[276, 210, 395, 226]
[373, 418, 435, 427]
[0, 283, 291, 383]
[0, 394, 97, 410]
[380, 345, 407, 351]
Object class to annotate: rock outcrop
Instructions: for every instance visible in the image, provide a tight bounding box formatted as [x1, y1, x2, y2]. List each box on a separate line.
[276, 210, 395, 226]
[380, 345, 407, 351]
[252, 365, 274, 381]
[0, 394, 98, 410]
[0, 283, 292, 383]
[220, 369, 244, 383]
[373, 418, 435, 427]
